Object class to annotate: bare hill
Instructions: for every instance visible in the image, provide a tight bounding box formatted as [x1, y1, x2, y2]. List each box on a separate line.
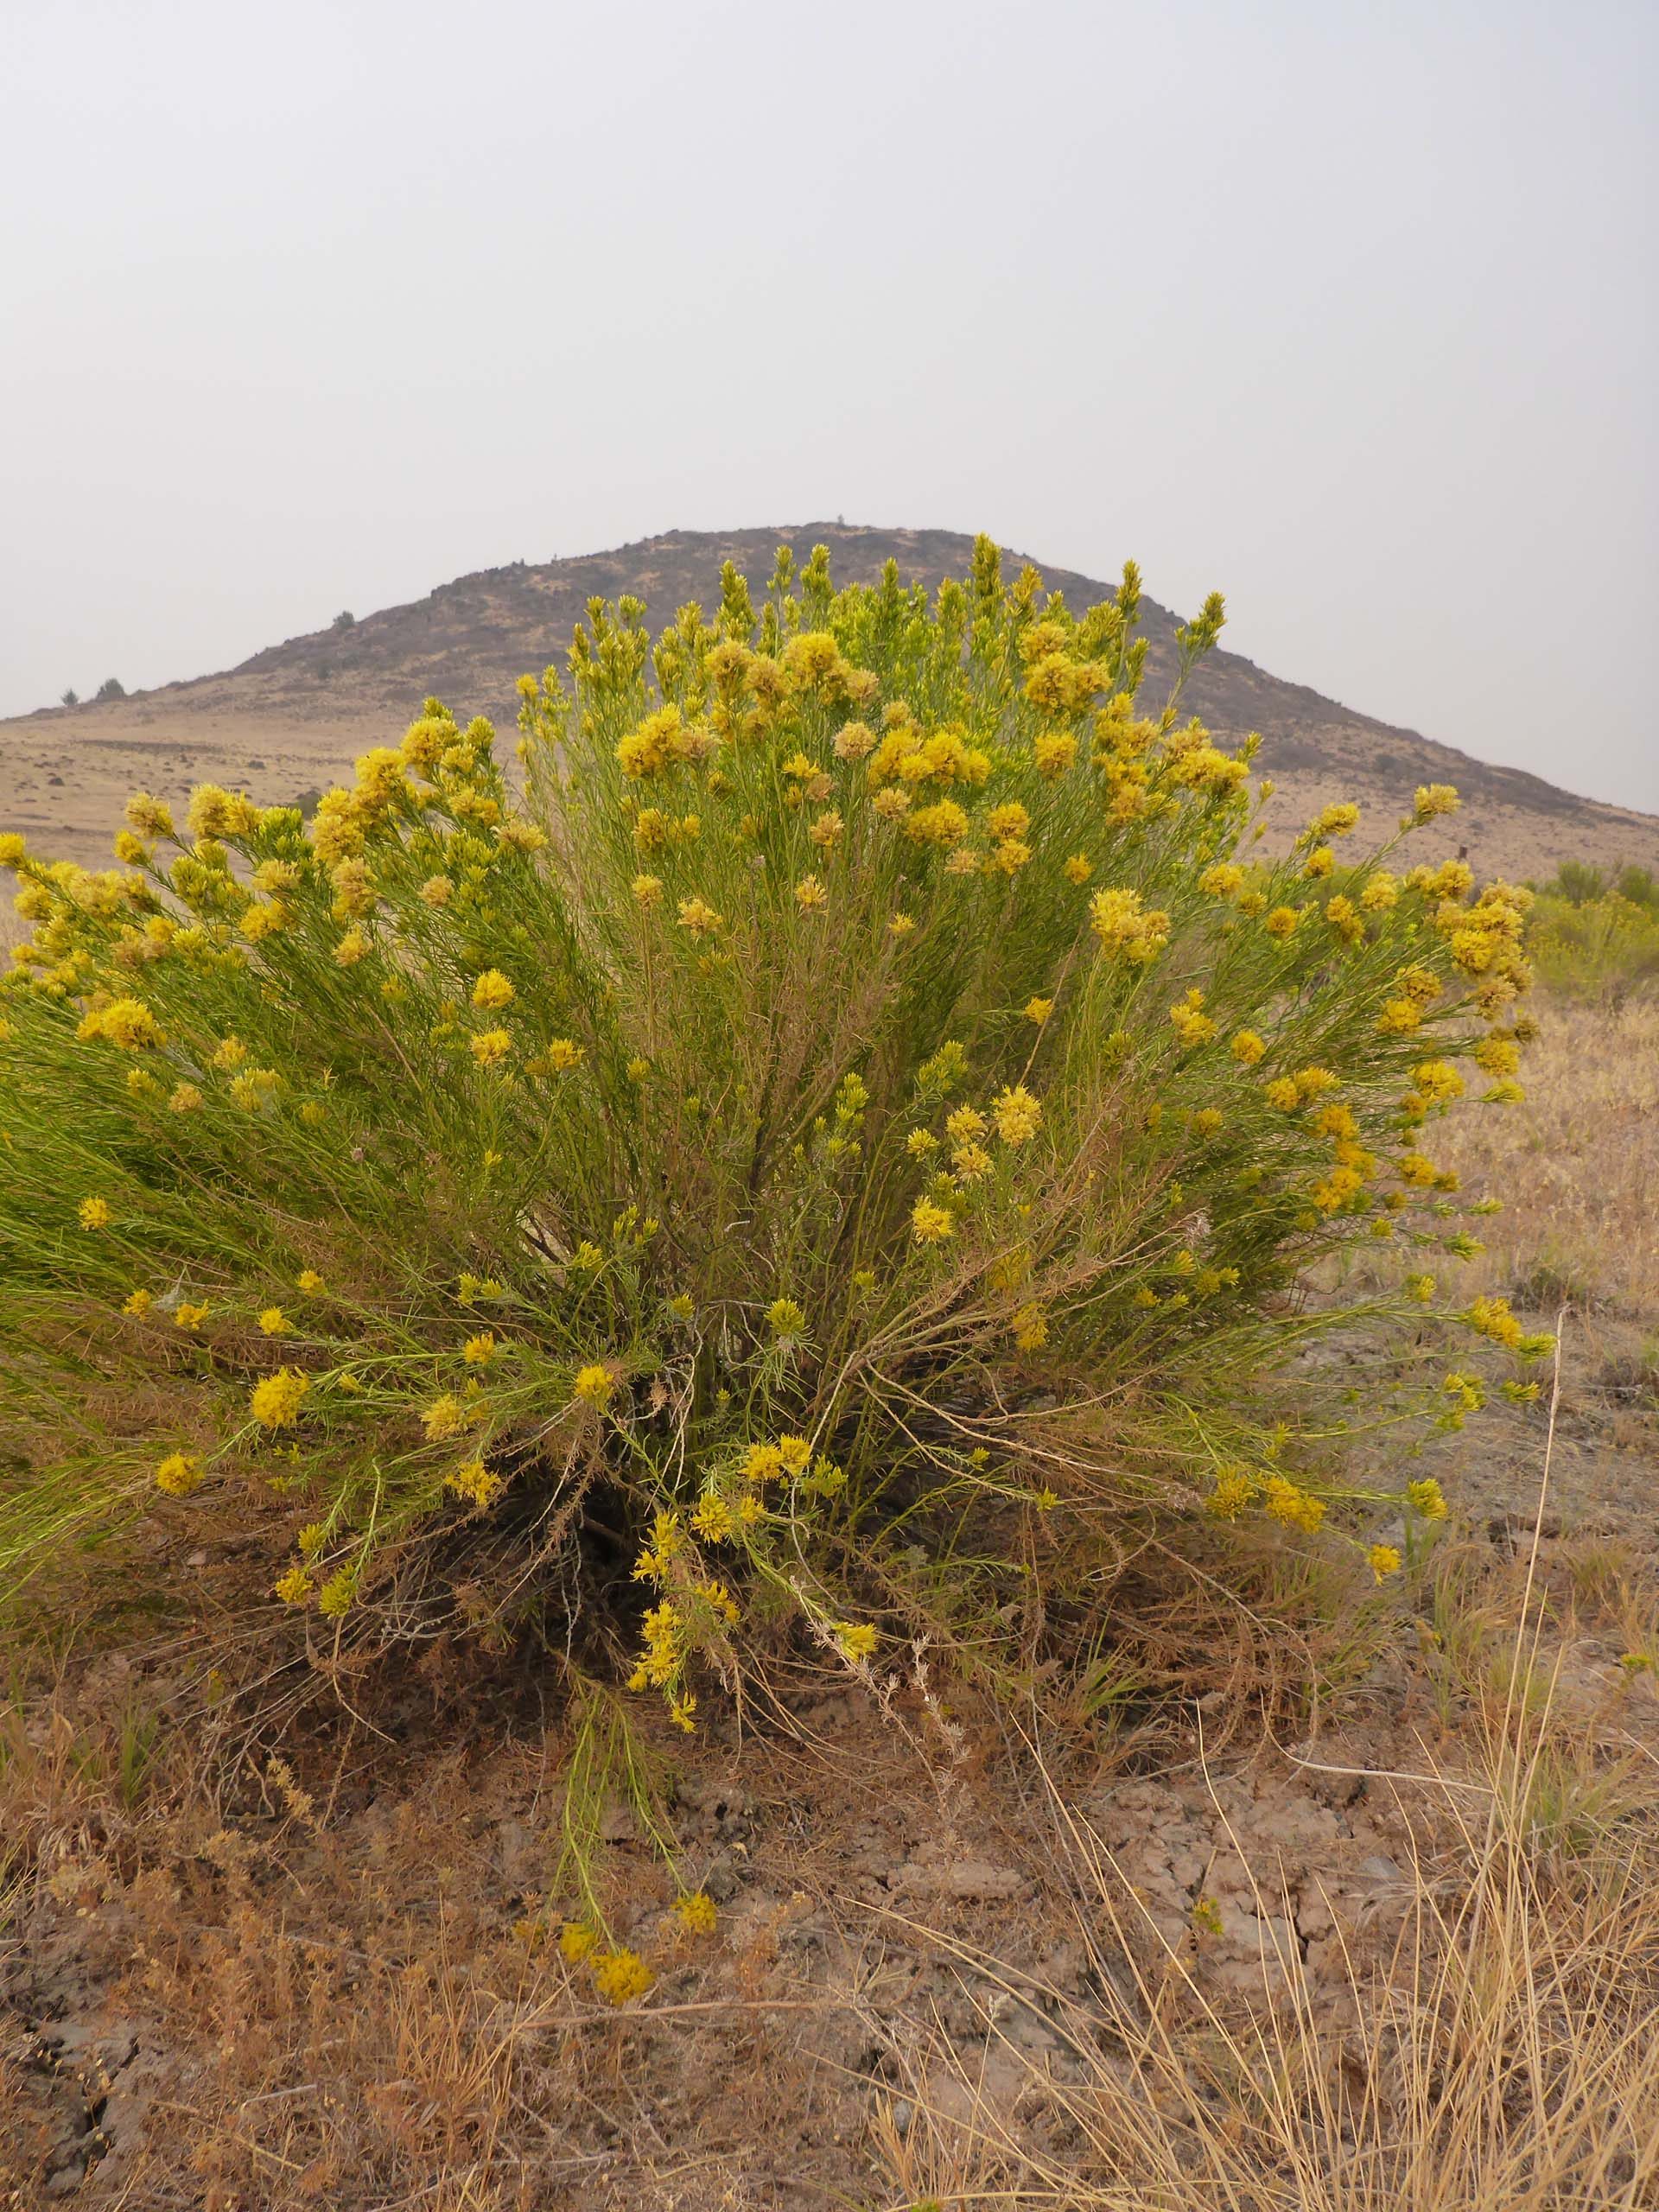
[5, 524, 1656, 880]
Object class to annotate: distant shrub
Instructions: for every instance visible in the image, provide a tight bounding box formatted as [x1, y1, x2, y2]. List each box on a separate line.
[1535, 859, 1659, 913]
[332, 610, 356, 632]
[1541, 858, 1608, 906]
[0, 539, 1546, 1738]
[60, 688, 79, 709]
[1529, 890, 1659, 1004]
[93, 677, 126, 702]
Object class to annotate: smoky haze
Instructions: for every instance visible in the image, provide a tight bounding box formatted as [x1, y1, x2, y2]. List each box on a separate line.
[3, 0, 1655, 810]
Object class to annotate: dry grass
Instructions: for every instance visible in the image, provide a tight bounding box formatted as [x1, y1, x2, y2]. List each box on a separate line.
[872, 1339, 1659, 2211]
[874, 1748, 1659, 2209]
[1436, 998, 1659, 1325]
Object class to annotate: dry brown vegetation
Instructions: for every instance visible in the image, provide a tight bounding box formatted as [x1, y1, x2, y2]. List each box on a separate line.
[1439, 997, 1659, 1320]
[4, 993, 1658, 2209]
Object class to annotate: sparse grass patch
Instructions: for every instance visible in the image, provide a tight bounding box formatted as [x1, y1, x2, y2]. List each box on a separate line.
[1434, 996, 1659, 1325]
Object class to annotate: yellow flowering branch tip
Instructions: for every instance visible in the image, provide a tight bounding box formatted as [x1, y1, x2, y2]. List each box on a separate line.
[251, 1368, 310, 1430]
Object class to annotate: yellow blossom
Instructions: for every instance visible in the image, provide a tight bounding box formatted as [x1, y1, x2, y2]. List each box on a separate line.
[77, 996, 161, 1050]
[155, 1451, 201, 1497]
[423, 1393, 465, 1440]
[1414, 1060, 1465, 1105]
[1474, 1034, 1521, 1077]
[77, 1196, 111, 1230]
[1012, 1301, 1048, 1350]
[1169, 991, 1217, 1046]
[1465, 1294, 1522, 1350]
[1263, 1474, 1325, 1532]
[445, 1457, 503, 1508]
[315, 1567, 356, 1615]
[1090, 886, 1170, 963]
[834, 1621, 879, 1661]
[472, 969, 515, 1010]
[573, 1363, 613, 1407]
[692, 1491, 735, 1541]
[992, 1084, 1042, 1145]
[559, 1920, 599, 1965]
[1413, 784, 1460, 822]
[124, 792, 175, 839]
[251, 1368, 310, 1429]
[594, 1948, 653, 2005]
[741, 1441, 785, 1484]
[1033, 729, 1077, 778]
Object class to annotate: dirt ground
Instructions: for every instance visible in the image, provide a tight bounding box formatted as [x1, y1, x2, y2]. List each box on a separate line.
[3, 1002, 1657, 2210]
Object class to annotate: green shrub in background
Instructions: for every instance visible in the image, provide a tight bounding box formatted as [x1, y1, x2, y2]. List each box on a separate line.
[1529, 861, 1659, 1003]
[0, 539, 1548, 1741]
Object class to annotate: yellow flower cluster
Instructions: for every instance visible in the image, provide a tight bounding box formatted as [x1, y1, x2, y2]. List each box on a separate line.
[251, 1368, 309, 1429]
[76, 996, 161, 1050]
[1168, 989, 1217, 1047]
[1089, 886, 1170, 963]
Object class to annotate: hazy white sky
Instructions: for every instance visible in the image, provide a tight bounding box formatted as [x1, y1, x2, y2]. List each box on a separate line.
[3, 0, 1655, 807]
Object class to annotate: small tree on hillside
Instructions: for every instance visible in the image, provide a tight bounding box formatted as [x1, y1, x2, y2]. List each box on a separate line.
[60, 689, 79, 709]
[93, 677, 126, 702]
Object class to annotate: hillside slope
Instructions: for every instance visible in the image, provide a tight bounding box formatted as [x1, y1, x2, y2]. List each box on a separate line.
[4, 524, 1655, 879]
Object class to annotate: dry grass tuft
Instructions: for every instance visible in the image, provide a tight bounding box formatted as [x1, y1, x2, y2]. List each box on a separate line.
[874, 1761, 1659, 2210]
[872, 1347, 1659, 2210]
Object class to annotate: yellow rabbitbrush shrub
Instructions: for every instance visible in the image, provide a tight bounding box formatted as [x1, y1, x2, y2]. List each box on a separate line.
[0, 538, 1548, 1726]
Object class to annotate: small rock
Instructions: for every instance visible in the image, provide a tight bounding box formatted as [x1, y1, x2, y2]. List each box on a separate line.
[1356, 1853, 1403, 1886]
[702, 1853, 741, 1903]
[942, 1859, 1023, 1900]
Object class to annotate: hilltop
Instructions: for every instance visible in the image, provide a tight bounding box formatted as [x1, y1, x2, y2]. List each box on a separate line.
[4, 523, 1656, 878]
